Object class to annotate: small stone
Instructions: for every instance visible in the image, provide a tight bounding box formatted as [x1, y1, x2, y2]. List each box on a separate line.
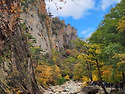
[63, 89, 67, 92]
[59, 91, 61, 93]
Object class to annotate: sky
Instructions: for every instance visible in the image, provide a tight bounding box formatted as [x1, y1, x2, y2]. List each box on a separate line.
[45, 0, 121, 38]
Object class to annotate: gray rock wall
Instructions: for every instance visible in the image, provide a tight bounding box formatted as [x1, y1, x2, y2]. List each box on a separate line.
[21, 7, 78, 54]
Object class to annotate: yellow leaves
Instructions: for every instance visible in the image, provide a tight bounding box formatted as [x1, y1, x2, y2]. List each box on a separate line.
[36, 64, 63, 85]
[18, 90, 21, 93]
[115, 53, 125, 58]
[77, 53, 94, 64]
[114, 53, 125, 67]
[57, 74, 62, 79]
[74, 75, 79, 80]
[82, 76, 90, 82]
[52, 56, 56, 62]
[64, 75, 70, 80]
[83, 43, 101, 55]
[92, 74, 98, 81]
[36, 65, 52, 84]
[117, 61, 125, 67]
[83, 43, 90, 48]
[95, 49, 101, 54]
[21, 0, 25, 3]
[34, 46, 39, 48]
[88, 48, 94, 53]
[14, 11, 17, 13]
[19, 10, 23, 12]
[77, 54, 83, 59]
[5, 89, 11, 93]
[117, 16, 125, 32]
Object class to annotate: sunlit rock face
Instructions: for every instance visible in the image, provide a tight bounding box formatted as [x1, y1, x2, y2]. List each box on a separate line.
[21, 1, 78, 54]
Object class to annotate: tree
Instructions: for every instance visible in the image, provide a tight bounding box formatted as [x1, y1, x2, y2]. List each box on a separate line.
[89, 0, 125, 84]
[114, 53, 125, 82]
[74, 38, 108, 94]
[83, 43, 108, 94]
[89, 0, 125, 46]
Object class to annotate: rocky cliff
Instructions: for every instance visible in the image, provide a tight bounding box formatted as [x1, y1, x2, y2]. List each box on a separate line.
[0, 0, 42, 93]
[20, 0, 78, 55]
[0, 0, 78, 93]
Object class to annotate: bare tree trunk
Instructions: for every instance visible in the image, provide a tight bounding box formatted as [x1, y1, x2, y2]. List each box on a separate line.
[96, 59, 108, 94]
[89, 65, 93, 81]
[122, 71, 125, 83]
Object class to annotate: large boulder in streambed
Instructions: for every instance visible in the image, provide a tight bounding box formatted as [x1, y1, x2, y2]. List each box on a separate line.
[81, 86, 99, 94]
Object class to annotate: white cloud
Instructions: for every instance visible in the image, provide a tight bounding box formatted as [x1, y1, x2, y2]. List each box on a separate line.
[45, 0, 95, 19]
[45, 0, 122, 19]
[81, 28, 93, 34]
[81, 28, 94, 38]
[99, 0, 121, 11]
[87, 32, 93, 38]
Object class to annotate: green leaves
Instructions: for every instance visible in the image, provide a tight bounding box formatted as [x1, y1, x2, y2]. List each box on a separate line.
[89, 0, 125, 83]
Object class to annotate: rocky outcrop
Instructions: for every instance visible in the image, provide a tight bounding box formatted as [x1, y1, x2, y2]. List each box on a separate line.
[0, 24, 41, 94]
[81, 86, 99, 94]
[0, 0, 78, 93]
[20, 0, 78, 55]
[0, 0, 42, 93]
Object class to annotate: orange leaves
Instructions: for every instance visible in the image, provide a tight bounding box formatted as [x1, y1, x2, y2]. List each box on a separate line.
[0, 0, 6, 5]
[25, 9, 27, 13]
[0, 9, 3, 12]
[9, 10, 13, 13]
[0, 0, 20, 16]
[11, 6, 16, 10]
[2, 1, 5, 3]
[14, 10, 17, 13]
[66, 49, 71, 56]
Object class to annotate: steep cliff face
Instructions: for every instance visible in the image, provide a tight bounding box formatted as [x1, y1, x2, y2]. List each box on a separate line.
[20, 0, 52, 54]
[21, 0, 78, 54]
[0, 0, 42, 93]
[0, 0, 78, 93]
[0, 24, 41, 94]
[51, 17, 77, 51]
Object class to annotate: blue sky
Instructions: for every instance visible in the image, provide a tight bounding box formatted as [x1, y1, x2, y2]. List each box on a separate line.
[45, 0, 121, 38]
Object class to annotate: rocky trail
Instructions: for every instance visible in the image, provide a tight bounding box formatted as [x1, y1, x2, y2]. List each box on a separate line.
[44, 80, 83, 94]
[43, 80, 114, 94]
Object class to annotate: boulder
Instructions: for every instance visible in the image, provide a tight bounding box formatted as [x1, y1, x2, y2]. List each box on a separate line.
[82, 86, 99, 94]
